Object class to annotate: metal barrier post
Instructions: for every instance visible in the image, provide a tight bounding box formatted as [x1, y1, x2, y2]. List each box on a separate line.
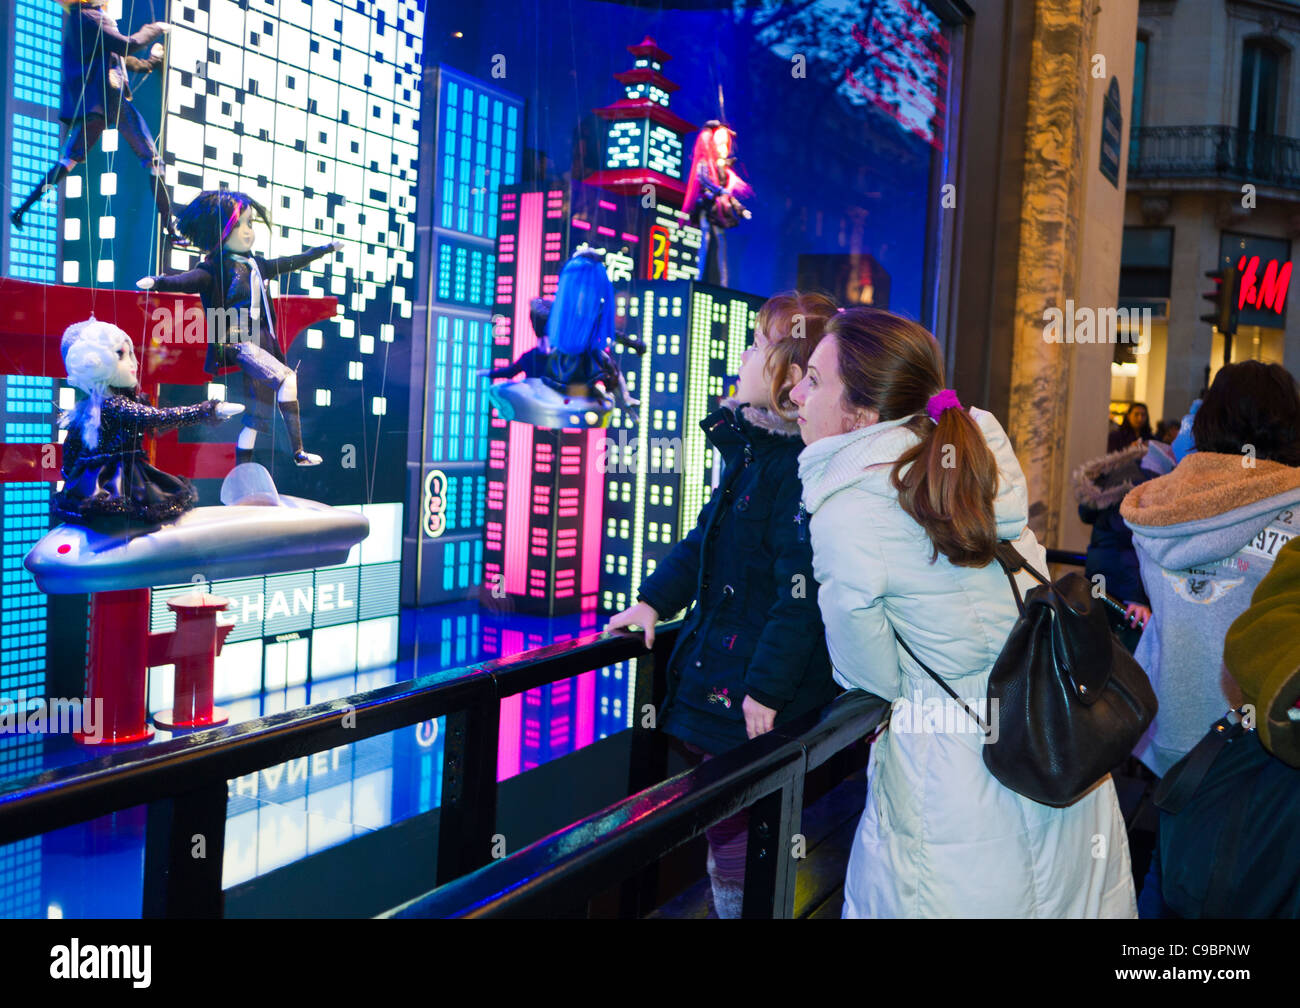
[617, 637, 672, 917]
[741, 772, 804, 919]
[141, 781, 229, 918]
[436, 686, 501, 883]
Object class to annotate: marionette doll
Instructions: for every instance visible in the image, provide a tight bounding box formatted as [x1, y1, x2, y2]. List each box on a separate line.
[477, 298, 553, 380]
[539, 249, 639, 417]
[10, 1, 181, 242]
[53, 318, 243, 530]
[136, 190, 341, 467]
[683, 120, 753, 287]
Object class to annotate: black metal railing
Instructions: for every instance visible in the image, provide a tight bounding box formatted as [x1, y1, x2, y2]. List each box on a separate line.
[1128, 125, 1300, 188]
[382, 550, 1092, 920]
[0, 552, 1090, 920]
[0, 621, 683, 918]
[1046, 548, 1086, 568]
[383, 690, 889, 919]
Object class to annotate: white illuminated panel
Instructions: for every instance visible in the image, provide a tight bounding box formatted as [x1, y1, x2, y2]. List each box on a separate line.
[606, 121, 645, 168]
[646, 124, 683, 179]
[163, 0, 424, 329]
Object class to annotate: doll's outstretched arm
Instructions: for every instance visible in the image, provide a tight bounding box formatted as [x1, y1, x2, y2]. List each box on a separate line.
[138, 268, 210, 295]
[261, 242, 341, 279]
[81, 9, 166, 58]
[124, 44, 165, 74]
[110, 395, 225, 435]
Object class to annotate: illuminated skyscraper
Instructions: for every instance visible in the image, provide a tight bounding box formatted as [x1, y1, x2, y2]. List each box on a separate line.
[405, 66, 522, 606]
[600, 281, 765, 614]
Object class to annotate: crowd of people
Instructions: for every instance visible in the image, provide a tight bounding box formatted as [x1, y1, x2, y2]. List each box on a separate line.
[605, 293, 1300, 919]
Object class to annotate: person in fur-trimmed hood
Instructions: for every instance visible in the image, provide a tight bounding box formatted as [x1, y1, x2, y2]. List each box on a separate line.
[1122, 361, 1300, 777]
[1074, 439, 1174, 630]
[605, 292, 838, 917]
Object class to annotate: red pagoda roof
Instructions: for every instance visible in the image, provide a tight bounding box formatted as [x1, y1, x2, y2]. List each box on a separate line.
[593, 98, 695, 135]
[628, 36, 671, 63]
[583, 169, 688, 204]
[613, 67, 680, 92]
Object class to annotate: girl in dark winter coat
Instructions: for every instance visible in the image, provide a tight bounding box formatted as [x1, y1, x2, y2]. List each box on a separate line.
[605, 291, 838, 917]
[1073, 439, 1174, 635]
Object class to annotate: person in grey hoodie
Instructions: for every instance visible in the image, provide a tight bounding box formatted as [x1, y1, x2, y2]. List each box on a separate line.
[1121, 361, 1300, 777]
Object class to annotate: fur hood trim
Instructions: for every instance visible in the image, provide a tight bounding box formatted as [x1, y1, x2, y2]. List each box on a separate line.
[720, 396, 802, 438]
[1073, 441, 1147, 510]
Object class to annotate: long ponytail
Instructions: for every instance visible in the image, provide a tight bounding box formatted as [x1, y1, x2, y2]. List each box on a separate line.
[828, 308, 999, 567]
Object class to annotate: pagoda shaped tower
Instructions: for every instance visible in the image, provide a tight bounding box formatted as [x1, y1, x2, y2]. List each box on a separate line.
[583, 37, 696, 204]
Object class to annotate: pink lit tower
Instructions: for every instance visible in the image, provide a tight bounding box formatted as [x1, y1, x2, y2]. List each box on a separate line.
[480, 37, 699, 618]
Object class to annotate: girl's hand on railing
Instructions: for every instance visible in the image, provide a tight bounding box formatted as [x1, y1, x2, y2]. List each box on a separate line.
[604, 601, 660, 649]
[743, 695, 777, 739]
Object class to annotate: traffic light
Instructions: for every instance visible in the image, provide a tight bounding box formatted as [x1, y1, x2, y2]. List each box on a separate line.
[1201, 264, 1240, 336]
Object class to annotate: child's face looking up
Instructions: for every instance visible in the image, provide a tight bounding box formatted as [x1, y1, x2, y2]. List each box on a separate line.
[223, 207, 257, 255]
[735, 325, 773, 409]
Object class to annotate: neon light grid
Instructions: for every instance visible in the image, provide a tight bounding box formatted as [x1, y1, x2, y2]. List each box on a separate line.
[11, 1, 61, 106]
[438, 71, 518, 239]
[7, 116, 61, 282]
[430, 314, 489, 462]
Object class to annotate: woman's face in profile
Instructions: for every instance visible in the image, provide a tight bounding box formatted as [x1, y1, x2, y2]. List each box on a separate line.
[789, 335, 872, 445]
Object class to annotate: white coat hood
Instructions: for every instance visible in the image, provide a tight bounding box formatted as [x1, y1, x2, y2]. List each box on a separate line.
[797, 406, 1031, 542]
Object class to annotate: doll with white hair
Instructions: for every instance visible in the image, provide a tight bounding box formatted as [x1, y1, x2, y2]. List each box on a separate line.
[53, 318, 242, 529]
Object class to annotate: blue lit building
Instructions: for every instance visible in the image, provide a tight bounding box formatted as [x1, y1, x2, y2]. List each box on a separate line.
[404, 65, 523, 606]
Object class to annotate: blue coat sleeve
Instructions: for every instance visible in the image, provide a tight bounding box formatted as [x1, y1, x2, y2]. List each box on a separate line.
[741, 468, 828, 711]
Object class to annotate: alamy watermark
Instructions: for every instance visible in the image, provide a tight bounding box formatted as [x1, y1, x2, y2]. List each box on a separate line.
[890, 691, 1000, 744]
[597, 429, 685, 474]
[0, 697, 104, 742]
[148, 304, 259, 345]
[1042, 300, 1151, 354]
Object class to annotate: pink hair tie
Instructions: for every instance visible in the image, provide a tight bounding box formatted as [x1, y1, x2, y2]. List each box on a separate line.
[926, 389, 962, 422]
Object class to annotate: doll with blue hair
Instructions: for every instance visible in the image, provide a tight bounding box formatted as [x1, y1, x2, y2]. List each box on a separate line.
[53, 318, 243, 531]
[485, 249, 639, 428]
[136, 189, 341, 467]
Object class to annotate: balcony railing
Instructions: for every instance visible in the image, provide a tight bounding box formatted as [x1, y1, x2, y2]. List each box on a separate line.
[1128, 126, 1300, 188]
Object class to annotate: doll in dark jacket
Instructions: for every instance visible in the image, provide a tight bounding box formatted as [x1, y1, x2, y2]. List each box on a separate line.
[605, 292, 838, 916]
[10, 2, 179, 240]
[53, 318, 242, 530]
[137, 190, 339, 467]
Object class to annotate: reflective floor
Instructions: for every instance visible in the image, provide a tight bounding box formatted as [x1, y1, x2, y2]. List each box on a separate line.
[0, 601, 639, 918]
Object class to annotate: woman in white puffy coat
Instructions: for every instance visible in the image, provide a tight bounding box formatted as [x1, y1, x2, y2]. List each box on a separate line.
[788, 308, 1136, 918]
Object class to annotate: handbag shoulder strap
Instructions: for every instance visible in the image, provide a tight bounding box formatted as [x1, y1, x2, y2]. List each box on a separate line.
[892, 630, 992, 738]
[1153, 712, 1246, 814]
[995, 539, 1134, 621]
